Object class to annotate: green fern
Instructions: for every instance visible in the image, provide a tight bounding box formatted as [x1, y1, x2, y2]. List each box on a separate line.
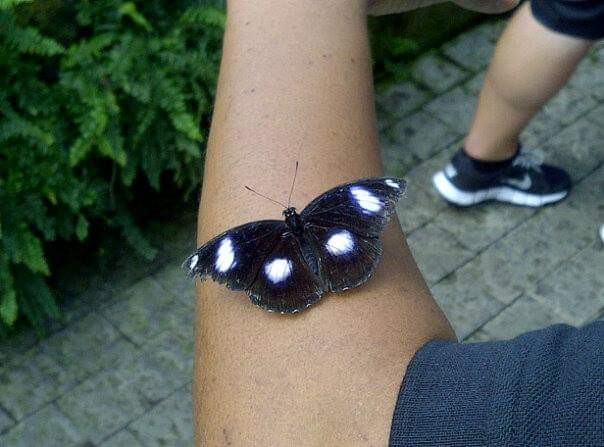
[0, 0, 225, 335]
[0, 0, 32, 10]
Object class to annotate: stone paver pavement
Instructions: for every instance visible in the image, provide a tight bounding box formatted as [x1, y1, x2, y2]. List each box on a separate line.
[1, 20, 603, 446]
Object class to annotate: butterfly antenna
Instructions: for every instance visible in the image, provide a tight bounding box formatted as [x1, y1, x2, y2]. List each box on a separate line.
[287, 161, 299, 207]
[245, 185, 288, 209]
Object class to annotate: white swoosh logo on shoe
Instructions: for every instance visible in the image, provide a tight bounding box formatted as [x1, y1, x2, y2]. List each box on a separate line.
[445, 163, 458, 178]
[504, 174, 532, 190]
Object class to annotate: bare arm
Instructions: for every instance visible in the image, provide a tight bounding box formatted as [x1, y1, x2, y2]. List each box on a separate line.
[193, 1, 480, 445]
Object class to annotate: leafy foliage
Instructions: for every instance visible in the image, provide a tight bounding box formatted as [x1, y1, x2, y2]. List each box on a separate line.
[0, 0, 224, 335]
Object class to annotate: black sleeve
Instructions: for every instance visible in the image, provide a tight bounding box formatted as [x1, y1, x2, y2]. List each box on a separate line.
[389, 322, 604, 446]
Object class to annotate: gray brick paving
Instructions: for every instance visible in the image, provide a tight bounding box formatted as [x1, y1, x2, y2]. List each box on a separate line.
[0, 346, 77, 420]
[442, 26, 495, 71]
[545, 111, 604, 182]
[396, 183, 447, 234]
[586, 103, 604, 127]
[389, 110, 461, 161]
[100, 429, 144, 447]
[113, 331, 193, 405]
[569, 46, 604, 100]
[424, 86, 479, 134]
[0, 407, 14, 434]
[464, 72, 486, 96]
[411, 53, 469, 93]
[477, 19, 506, 43]
[565, 164, 603, 216]
[101, 277, 191, 346]
[402, 141, 459, 190]
[529, 242, 604, 326]
[380, 138, 418, 175]
[0, 404, 82, 447]
[376, 81, 431, 118]
[39, 314, 131, 381]
[153, 264, 196, 305]
[460, 202, 596, 305]
[56, 368, 150, 444]
[407, 222, 474, 285]
[468, 295, 574, 342]
[523, 85, 599, 148]
[431, 273, 506, 340]
[127, 386, 194, 447]
[1, 21, 603, 446]
[435, 203, 534, 252]
[0, 329, 37, 371]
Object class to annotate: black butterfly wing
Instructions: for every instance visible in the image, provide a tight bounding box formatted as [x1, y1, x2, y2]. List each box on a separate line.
[300, 177, 406, 237]
[185, 220, 325, 313]
[303, 226, 382, 292]
[248, 233, 325, 313]
[300, 177, 405, 291]
[184, 220, 286, 291]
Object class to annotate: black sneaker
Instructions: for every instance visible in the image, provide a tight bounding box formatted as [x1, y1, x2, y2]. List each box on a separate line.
[433, 147, 571, 207]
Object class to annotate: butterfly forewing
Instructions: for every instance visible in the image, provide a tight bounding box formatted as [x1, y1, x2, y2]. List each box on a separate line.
[300, 177, 406, 237]
[248, 233, 324, 313]
[184, 220, 286, 291]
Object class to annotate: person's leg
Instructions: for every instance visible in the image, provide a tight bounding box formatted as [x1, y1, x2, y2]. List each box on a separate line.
[433, 0, 600, 207]
[194, 1, 454, 445]
[464, 1, 593, 161]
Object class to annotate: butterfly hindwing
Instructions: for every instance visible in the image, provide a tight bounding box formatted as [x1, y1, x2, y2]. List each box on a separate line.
[184, 220, 286, 291]
[300, 177, 406, 237]
[305, 226, 382, 292]
[185, 220, 325, 313]
[248, 233, 325, 313]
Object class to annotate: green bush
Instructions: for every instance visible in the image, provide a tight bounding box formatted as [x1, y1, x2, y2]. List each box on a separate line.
[0, 0, 225, 335]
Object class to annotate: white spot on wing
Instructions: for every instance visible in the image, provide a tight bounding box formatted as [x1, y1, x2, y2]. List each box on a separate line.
[189, 254, 199, 270]
[215, 238, 235, 272]
[385, 179, 400, 189]
[325, 230, 354, 255]
[264, 258, 293, 284]
[350, 186, 382, 213]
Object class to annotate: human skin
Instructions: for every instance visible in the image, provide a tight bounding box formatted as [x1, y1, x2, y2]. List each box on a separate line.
[464, 1, 594, 161]
[193, 1, 514, 445]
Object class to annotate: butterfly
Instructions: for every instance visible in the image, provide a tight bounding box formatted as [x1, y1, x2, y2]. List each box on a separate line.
[184, 176, 406, 313]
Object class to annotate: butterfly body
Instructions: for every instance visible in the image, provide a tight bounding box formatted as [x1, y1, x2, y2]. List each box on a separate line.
[283, 207, 305, 236]
[185, 177, 406, 313]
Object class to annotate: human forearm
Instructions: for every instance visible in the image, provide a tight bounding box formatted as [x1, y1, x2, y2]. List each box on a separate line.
[194, 1, 454, 445]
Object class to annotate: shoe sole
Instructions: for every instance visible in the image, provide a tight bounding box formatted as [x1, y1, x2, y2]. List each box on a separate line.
[433, 171, 568, 207]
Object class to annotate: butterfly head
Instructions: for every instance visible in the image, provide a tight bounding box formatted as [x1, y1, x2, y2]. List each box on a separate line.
[283, 207, 297, 218]
[283, 207, 304, 235]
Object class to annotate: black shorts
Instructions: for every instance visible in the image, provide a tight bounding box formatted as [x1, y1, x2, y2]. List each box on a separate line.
[531, 0, 604, 40]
